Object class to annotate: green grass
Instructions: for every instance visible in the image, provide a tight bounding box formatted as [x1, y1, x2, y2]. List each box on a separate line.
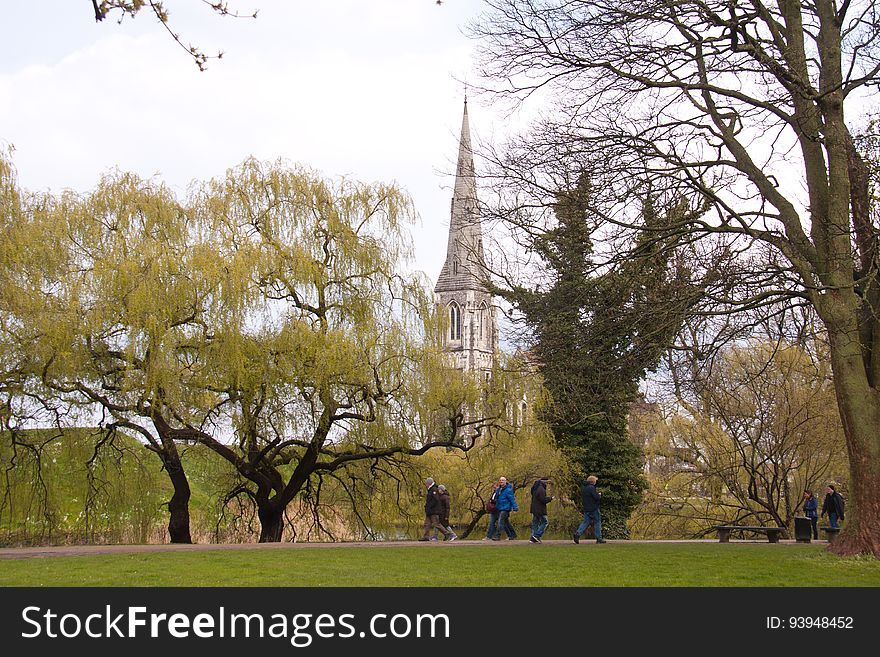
[2, 542, 880, 587]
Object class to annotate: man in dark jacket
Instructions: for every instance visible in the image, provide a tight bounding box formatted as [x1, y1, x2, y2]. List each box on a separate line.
[821, 485, 845, 529]
[573, 475, 606, 544]
[420, 477, 455, 541]
[529, 477, 553, 543]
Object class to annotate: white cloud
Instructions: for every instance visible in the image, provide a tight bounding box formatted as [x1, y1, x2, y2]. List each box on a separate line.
[0, 0, 498, 282]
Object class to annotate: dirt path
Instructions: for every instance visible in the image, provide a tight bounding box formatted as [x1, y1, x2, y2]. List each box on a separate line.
[0, 537, 774, 560]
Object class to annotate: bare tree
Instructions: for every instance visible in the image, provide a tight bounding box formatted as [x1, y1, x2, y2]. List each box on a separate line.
[472, 0, 880, 556]
[634, 336, 848, 538]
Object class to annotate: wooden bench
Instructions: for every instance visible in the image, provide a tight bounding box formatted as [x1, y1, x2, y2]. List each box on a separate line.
[715, 525, 787, 543]
[820, 527, 841, 543]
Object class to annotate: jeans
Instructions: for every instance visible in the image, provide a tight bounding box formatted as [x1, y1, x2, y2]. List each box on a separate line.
[486, 511, 500, 539]
[494, 509, 517, 539]
[575, 509, 603, 541]
[531, 514, 548, 539]
[829, 512, 840, 529]
[809, 516, 818, 539]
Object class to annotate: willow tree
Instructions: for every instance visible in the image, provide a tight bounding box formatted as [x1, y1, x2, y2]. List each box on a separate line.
[474, 0, 880, 556]
[182, 159, 498, 542]
[0, 157, 221, 543]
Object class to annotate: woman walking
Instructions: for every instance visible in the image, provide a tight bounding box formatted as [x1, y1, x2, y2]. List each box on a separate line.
[802, 491, 819, 540]
[483, 480, 501, 540]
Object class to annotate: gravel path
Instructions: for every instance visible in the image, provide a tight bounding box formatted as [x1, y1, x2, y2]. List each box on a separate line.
[0, 537, 794, 560]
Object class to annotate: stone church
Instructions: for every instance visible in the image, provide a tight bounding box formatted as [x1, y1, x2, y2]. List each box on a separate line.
[434, 100, 498, 376]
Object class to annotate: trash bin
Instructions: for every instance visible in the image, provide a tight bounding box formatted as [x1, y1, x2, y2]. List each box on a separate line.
[794, 517, 812, 543]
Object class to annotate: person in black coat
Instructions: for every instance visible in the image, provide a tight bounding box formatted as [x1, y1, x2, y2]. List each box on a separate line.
[821, 485, 845, 529]
[420, 477, 455, 541]
[573, 475, 606, 543]
[434, 484, 457, 541]
[529, 477, 553, 543]
[802, 491, 819, 539]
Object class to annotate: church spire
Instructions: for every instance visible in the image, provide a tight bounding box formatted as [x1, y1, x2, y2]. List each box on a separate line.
[435, 98, 485, 294]
[452, 97, 477, 210]
[433, 99, 498, 374]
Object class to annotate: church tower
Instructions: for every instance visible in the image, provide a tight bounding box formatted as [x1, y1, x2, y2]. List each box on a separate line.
[434, 99, 498, 374]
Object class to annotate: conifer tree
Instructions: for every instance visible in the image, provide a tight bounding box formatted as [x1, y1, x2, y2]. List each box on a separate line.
[494, 174, 698, 536]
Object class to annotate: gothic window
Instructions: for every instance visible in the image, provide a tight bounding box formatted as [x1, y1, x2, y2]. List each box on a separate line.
[478, 302, 488, 340]
[514, 401, 527, 428]
[452, 258, 459, 275]
[449, 302, 461, 341]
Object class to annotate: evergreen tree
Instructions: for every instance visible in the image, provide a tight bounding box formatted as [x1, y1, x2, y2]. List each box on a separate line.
[495, 173, 697, 537]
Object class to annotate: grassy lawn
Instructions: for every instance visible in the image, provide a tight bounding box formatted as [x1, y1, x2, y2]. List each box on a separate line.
[2, 542, 879, 587]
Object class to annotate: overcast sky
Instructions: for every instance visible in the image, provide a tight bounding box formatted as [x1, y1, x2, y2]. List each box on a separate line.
[0, 0, 514, 282]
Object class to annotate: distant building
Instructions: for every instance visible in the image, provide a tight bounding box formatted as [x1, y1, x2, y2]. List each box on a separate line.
[434, 99, 498, 376]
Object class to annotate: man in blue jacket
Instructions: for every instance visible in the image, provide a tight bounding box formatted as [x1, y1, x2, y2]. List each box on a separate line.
[492, 476, 518, 540]
[573, 475, 606, 544]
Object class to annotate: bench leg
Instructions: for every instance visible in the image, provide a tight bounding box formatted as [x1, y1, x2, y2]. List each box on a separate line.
[767, 533, 780, 543]
[717, 529, 731, 543]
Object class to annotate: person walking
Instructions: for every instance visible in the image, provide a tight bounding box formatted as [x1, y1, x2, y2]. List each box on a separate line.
[492, 476, 518, 540]
[821, 485, 845, 529]
[802, 490, 819, 540]
[529, 476, 553, 543]
[420, 477, 454, 541]
[483, 480, 501, 540]
[573, 475, 606, 544]
[435, 484, 457, 541]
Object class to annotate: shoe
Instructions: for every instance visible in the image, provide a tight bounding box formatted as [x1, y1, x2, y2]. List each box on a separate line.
[535, 537, 542, 543]
[596, 539, 606, 544]
[448, 534, 458, 541]
[573, 532, 580, 544]
[529, 536, 539, 543]
[429, 537, 438, 541]
[482, 537, 491, 541]
[507, 535, 517, 540]
[418, 537, 429, 541]
[491, 537, 501, 541]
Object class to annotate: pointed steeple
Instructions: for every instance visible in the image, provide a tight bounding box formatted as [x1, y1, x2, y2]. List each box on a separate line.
[433, 99, 498, 374]
[435, 99, 486, 293]
[452, 98, 477, 210]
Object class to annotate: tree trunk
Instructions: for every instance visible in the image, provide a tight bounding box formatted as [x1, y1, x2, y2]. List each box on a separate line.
[459, 509, 487, 539]
[257, 503, 285, 543]
[833, 440, 880, 557]
[161, 450, 193, 544]
[254, 435, 324, 543]
[150, 416, 194, 544]
[826, 320, 880, 557]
